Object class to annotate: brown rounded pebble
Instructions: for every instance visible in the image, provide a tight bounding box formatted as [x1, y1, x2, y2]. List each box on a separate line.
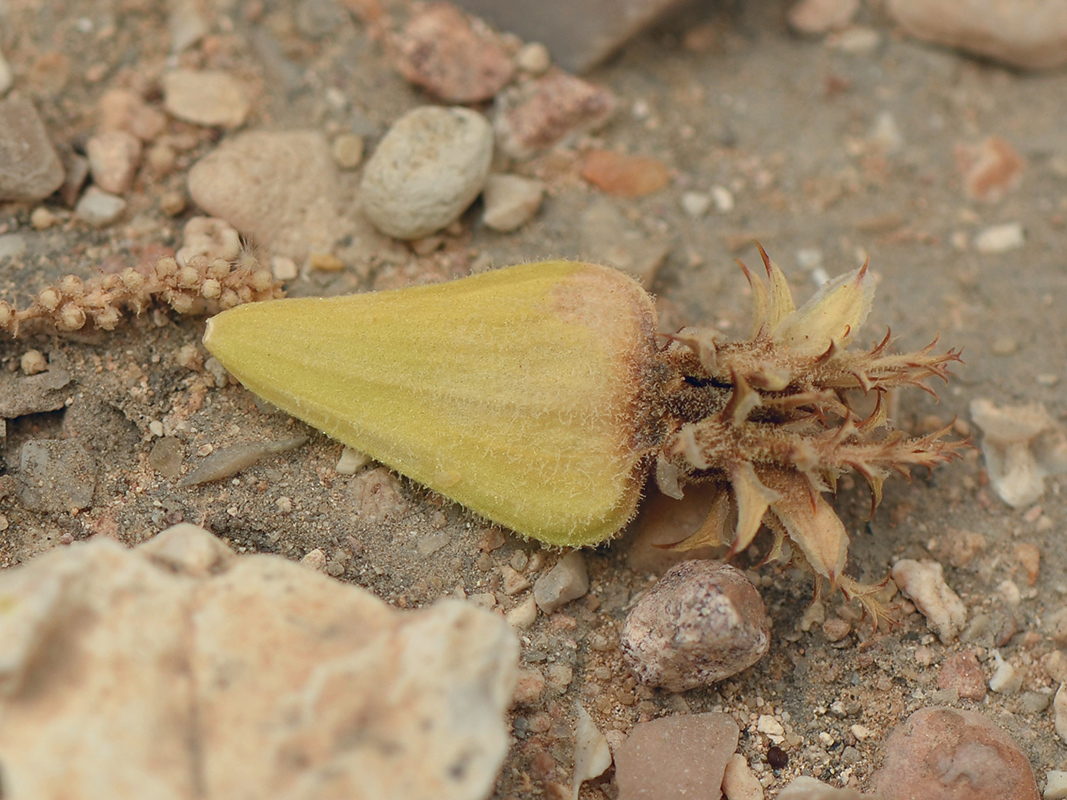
[620, 560, 770, 692]
[871, 706, 1039, 800]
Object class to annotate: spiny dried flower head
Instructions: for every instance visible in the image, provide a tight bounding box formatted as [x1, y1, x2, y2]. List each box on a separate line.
[653, 245, 963, 618]
[0, 251, 283, 338]
[203, 248, 963, 618]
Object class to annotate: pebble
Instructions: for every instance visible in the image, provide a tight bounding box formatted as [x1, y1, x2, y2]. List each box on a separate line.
[512, 667, 546, 706]
[331, 133, 364, 169]
[572, 704, 612, 796]
[532, 551, 588, 614]
[20, 350, 47, 376]
[495, 72, 615, 159]
[1047, 771, 1067, 800]
[886, 0, 1067, 70]
[481, 174, 544, 232]
[189, 130, 354, 260]
[506, 594, 538, 629]
[891, 558, 967, 642]
[179, 436, 308, 487]
[499, 564, 532, 596]
[0, 353, 71, 417]
[515, 41, 551, 74]
[871, 706, 1040, 800]
[360, 106, 493, 240]
[938, 650, 987, 701]
[787, 0, 859, 34]
[722, 753, 764, 800]
[580, 149, 670, 198]
[0, 97, 65, 202]
[0, 233, 26, 261]
[74, 187, 127, 227]
[615, 712, 739, 800]
[97, 88, 167, 142]
[86, 130, 142, 194]
[147, 436, 185, 480]
[826, 25, 881, 53]
[956, 136, 1025, 202]
[335, 446, 370, 475]
[163, 69, 251, 128]
[974, 222, 1025, 253]
[17, 440, 96, 512]
[453, 0, 692, 73]
[295, 0, 348, 39]
[1055, 683, 1067, 743]
[394, 3, 514, 103]
[681, 191, 711, 218]
[168, 0, 209, 52]
[970, 398, 1067, 508]
[778, 777, 865, 799]
[0, 525, 519, 799]
[620, 560, 770, 692]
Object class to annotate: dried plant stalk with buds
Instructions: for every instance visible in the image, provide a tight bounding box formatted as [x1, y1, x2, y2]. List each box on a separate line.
[652, 246, 963, 618]
[0, 252, 283, 338]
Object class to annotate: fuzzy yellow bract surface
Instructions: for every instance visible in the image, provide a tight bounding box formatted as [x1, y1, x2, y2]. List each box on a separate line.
[203, 260, 660, 546]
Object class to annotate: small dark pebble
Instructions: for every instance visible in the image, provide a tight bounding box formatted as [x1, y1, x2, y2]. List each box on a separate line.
[767, 745, 789, 769]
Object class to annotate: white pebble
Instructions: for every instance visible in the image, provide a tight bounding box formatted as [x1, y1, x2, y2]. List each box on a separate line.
[0, 45, 12, 94]
[891, 559, 967, 642]
[850, 724, 871, 740]
[271, 256, 298, 282]
[515, 41, 551, 74]
[75, 187, 127, 227]
[974, 222, 1025, 254]
[573, 704, 612, 797]
[756, 715, 785, 743]
[481, 174, 544, 232]
[360, 106, 493, 239]
[681, 191, 712, 218]
[989, 650, 1022, 694]
[336, 446, 370, 475]
[711, 185, 735, 212]
[1045, 770, 1067, 800]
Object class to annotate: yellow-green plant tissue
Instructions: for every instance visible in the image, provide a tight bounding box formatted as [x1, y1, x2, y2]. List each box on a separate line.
[204, 250, 963, 611]
[203, 261, 661, 547]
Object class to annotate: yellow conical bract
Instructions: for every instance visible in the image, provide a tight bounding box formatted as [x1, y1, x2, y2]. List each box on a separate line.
[203, 261, 660, 546]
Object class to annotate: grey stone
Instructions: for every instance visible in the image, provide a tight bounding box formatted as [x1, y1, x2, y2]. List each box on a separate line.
[0, 357, 72, 417]
[532, 551, 589, 613]
[17, 440, 97, 512]
[74, 187, 127, 227]
[452, 0, 690, 73]
[360, 106, 493, 240]
[0, 97, 65, 202]
[481, 174, 544, 232]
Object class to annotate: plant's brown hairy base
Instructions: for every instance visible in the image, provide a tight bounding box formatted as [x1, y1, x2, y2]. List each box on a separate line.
[647, 245, 964, 625]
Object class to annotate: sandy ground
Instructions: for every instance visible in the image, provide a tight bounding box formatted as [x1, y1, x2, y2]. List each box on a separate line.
[2, 0, 1067, 796]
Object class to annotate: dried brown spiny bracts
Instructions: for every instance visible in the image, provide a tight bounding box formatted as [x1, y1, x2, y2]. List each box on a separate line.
[0, 252, 283, 337]
[653, 245, 964, 621]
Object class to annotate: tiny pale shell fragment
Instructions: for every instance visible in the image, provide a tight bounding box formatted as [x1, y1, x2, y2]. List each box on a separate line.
[891, 559, 967, 643]
[989, 650, 1022, 694]
[572, 704, 612, 800]
[973, 222, 1025, 253]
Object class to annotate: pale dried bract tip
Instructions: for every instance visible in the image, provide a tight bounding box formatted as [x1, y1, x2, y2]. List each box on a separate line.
[655, 247, 964, 623]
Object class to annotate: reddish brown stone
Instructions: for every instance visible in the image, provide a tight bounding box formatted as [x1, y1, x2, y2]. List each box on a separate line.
[495, 72, 615, 159]
[580, 150, 670, 198]
[871, 706, 1039, 800]
[394, 3, 515, 103]
[938, 651, 987, 701]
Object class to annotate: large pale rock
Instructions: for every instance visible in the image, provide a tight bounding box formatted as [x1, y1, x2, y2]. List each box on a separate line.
[360, 106, 493, 239]
[0, 524, 518, 800]
[887, 0, 1067, 70]
[188, 131, 357, 261]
